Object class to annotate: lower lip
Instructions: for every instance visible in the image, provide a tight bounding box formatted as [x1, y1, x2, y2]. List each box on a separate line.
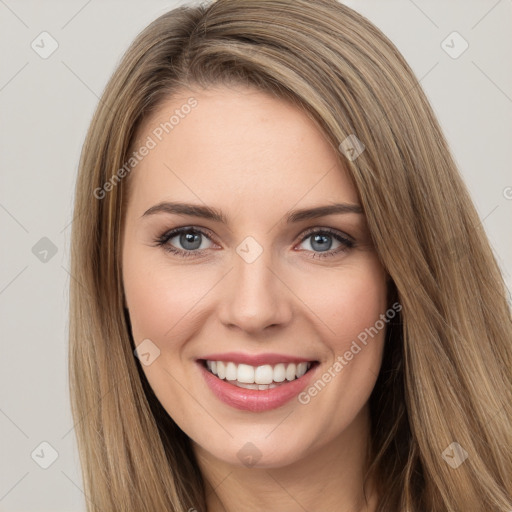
[197, 361, 318, 412]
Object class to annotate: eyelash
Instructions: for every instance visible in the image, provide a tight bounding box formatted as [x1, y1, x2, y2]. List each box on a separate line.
[153, 226, 355, 260]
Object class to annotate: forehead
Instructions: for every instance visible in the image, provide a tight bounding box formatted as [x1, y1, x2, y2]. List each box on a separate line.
[127, 86, 359, 211]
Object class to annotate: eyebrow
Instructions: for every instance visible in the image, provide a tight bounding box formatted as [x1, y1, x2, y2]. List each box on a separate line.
[141, 201, 363, 223]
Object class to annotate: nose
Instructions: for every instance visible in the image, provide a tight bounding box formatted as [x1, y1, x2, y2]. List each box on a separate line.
[217, 245, 293, 335]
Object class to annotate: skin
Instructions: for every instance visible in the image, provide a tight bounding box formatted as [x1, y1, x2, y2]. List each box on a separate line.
[122, 85, 388, 512]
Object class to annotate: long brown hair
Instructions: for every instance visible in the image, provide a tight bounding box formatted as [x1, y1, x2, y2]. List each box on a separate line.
[69, 1, 512, 510]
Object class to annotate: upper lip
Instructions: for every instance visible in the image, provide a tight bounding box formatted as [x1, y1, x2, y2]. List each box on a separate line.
[199, 352, 316, 366]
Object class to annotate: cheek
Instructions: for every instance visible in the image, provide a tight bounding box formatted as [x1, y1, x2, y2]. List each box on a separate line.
[291, 259, 388, 412]
[122, 252, 210, 422]
[122, 250, 220, 418]
[123, 249, 212, 344]
[331, 279, 387, 350]
[294, 259, 388, 349]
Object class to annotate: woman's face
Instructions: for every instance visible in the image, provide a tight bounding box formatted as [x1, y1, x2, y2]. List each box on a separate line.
[122, 85, 389, 468]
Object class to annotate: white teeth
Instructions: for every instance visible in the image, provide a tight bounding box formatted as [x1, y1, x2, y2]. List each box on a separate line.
[254, 364, 273, 384]
[285, 363, 296, 381]
[231, 381, 279, 390]
[237, 363, 255, 383]
[216, 361, 226, 379]
[235, 382, 259, 390]
[225, 362, 237, 381]
[273, 363, 286, 382]
[205, 360, 313, 385]
[296, 362, 308, 378]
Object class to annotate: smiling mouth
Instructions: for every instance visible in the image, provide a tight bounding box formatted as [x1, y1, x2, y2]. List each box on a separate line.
[200, 359, 318, 390]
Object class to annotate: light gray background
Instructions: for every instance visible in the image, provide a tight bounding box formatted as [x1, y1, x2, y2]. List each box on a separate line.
[1, 0, 511, 510]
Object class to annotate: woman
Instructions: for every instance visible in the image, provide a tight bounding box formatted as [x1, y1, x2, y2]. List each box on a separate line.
[69, 0, 512, 510]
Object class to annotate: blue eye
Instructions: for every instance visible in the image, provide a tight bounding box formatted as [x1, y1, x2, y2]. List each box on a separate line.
[296, 228, 354, 259]
[154, 227, 214, 257]
[154, 226, 354, 259]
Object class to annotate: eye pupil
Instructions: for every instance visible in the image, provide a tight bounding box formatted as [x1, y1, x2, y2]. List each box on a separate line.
[311, 233, 332, 252]
[180, 231, 202, 250]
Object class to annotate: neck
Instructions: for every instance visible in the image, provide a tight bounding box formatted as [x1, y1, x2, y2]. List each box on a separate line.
[193, 404, 378, 512]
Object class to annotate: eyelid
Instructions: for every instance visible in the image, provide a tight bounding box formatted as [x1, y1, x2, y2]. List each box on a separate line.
[157, 225, 352, 245]
[296, 226, 354, 245]
[155, 224, 355, 258]
[156, 225, 220, 248]
[293, 227, 355, 259]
